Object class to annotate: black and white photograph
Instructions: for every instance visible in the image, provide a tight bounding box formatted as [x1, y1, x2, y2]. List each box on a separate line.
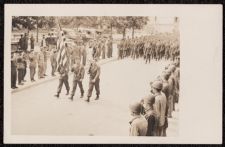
[4, 4, 222, 144]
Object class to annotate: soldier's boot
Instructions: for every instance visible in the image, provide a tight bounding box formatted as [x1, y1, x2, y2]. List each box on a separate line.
[85, 96, 90, 102]
[69, 95, 74, 101]
[54, 93, 59, 98]
[66, 90, 69, 95]
[80, 93, 84, 98]
[95, 95, 99, 100]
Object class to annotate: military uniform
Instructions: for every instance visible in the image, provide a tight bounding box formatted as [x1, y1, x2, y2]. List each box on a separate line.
[55, 66, 70, 97]
[29, 51, 37, 81]
[50, 49, 57, 76]
[37, 49, 45, 79]
[69, 63, 85, 100]
[11, 52, 18, 88]
[86, 61, 100, 102]
[30, 36, 35, 50]
[129, 115, 148, 136]
[16, 54, 24, 85]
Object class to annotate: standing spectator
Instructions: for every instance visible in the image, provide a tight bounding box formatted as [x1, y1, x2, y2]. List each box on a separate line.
[50, 48, 57, 76]
[29, 50, 37, 82]
[129, 101, 148, 136]
[151, 80, 167, 136]
[37, 47, 45, 79]
[21, 52, 27, 82]
[24, 33, 28, 52]
[143, 94, 157, 136]
[19, 34, 24, 51]
[30, 34, 35, 51]
[11, 51, 18, 89]
[43, 47, 48, 76]
[17, 51, 24, 85]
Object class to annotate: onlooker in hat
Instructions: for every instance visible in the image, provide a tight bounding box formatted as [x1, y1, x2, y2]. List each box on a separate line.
[129, 101, 148, 136]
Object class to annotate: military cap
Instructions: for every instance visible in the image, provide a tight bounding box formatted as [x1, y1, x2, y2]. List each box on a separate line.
[161, 71, 170, 80]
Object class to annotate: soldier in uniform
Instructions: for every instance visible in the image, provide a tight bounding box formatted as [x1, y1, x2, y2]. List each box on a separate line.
[142, 94, 157, 136]
[37, 47, 45, 79]
[69, 60, 85, 100]
[17, 51, 24, 85]
[43, 47, 48, 76]
[150, 80, 167, 136]
[86, 59, 101, 102]
[24, 33, 29, 52]
[30, 34, 35, 51]
[54, 64, 70, 98]
[21, 52, 27, 82]
[129, 101, 148, 136]
[107, 37, 113, 58]
[19, 34, 24, 51]
[50, 48, 57, 76]
[11, 51, 18, 89]
[29, 50, 37, 82]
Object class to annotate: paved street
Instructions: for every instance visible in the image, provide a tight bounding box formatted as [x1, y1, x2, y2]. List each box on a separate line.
[11, 58, 178, 136]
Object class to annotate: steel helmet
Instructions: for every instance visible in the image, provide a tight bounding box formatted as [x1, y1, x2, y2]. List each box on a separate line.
[129, 101, 142, 113]
[151, 80, 163, 90]
[143, 94, 155, 105]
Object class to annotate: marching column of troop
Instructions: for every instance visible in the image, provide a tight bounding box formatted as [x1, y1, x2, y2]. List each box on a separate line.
[89, 37, 113, 60]
[129, 57, 180, 136]
[117, 35, 179, 63]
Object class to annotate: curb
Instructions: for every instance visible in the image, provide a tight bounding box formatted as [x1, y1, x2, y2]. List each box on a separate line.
[12, 57, 117, 94]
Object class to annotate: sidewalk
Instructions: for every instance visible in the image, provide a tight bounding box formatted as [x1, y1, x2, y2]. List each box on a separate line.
[11, 57, 117, 94]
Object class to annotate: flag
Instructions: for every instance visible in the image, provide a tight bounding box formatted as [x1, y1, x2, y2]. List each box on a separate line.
[56, 18, 69, 72]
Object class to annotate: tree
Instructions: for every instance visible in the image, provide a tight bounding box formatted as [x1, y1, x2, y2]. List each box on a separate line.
[12, 16, 57, 42]
[126, 16, 149, 38]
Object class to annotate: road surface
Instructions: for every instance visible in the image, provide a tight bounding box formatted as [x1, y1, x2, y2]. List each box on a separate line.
[11, 58, 178, 136]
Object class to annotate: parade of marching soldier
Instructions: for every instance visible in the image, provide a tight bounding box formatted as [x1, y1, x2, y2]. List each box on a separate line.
[11, 16, 180, 136]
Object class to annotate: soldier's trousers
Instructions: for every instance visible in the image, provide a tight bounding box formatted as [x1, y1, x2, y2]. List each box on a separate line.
[51, 63, 57, 75]
[38, 64, 44, 78]
[11, 69, 17, 87]
[87, 78, 100, 97]
[17, 69, 23, 84]
[30, 67, 36, 80]
[22, 68, 26, 80]
[57, 75, 70, 94]
[168, 95, 174, 117]
[71, 80, 84, 96]
[43, 61, 47, 74]
[145, 54, 151, 63]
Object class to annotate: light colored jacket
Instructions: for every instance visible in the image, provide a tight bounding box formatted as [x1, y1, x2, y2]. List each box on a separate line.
[154, 92, 167, 127]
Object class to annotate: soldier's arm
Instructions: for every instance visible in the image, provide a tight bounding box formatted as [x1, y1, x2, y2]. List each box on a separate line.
[129, 124, 139, 136]
[81, 66, 85, 79]
[94, 66, 100, 81]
